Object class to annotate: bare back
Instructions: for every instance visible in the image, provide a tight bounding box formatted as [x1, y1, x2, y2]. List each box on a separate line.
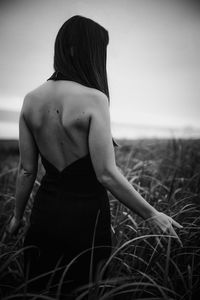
[24, 80, 96, 172]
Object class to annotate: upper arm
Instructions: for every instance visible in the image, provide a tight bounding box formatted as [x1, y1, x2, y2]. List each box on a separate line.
[88, 92, 117, 181]
[18, 94, 39, 174]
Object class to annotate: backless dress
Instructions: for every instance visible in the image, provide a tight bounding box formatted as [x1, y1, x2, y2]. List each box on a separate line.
[23, 72, 112, 297]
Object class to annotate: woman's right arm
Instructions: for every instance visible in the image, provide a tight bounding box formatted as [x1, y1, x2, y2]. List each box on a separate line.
[88, 91, 183, 241]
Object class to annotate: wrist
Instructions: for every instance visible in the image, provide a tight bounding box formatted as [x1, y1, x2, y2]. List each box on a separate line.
[143, 207, 159, 220]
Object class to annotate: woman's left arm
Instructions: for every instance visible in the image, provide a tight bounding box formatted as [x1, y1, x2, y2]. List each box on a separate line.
[13, 95, 39, 221]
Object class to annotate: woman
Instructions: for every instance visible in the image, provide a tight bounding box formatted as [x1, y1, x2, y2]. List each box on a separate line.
[6, 15, 182, 298]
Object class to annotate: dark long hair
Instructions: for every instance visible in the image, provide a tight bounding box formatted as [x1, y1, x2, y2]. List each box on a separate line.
[54, 15, 109, 101]
[48, 15, 119, 147]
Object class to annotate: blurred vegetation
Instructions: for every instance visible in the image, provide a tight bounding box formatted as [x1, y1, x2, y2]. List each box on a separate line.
[0, 138, 200, 299]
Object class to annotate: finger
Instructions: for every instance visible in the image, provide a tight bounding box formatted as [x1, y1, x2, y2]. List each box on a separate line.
[170, 218, 183, 229]
[150, 226, 164, 248]
[169, 226, 183, 247]
[160, 229, 171, 245]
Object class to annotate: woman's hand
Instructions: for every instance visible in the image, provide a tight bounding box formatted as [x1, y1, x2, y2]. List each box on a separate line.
[146, 211, 183, 247]
[7, 215, 23, 234]
[1, 214, 24, 242]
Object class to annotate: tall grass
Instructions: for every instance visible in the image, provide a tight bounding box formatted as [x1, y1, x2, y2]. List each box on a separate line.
[0, 138, 200, 299]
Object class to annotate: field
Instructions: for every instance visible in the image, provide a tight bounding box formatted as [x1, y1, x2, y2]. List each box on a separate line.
[0, 138, 200, 300]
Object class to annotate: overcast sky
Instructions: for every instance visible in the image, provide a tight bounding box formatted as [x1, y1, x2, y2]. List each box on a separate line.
[0, 0, 200, 133]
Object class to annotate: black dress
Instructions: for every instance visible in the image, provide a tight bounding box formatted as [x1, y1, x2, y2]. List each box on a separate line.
[23, 73, 113, 298]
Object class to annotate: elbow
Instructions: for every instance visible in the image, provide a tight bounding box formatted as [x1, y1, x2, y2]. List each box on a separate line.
[18, 164, 37, 177]
[97, 166, 117, 187]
